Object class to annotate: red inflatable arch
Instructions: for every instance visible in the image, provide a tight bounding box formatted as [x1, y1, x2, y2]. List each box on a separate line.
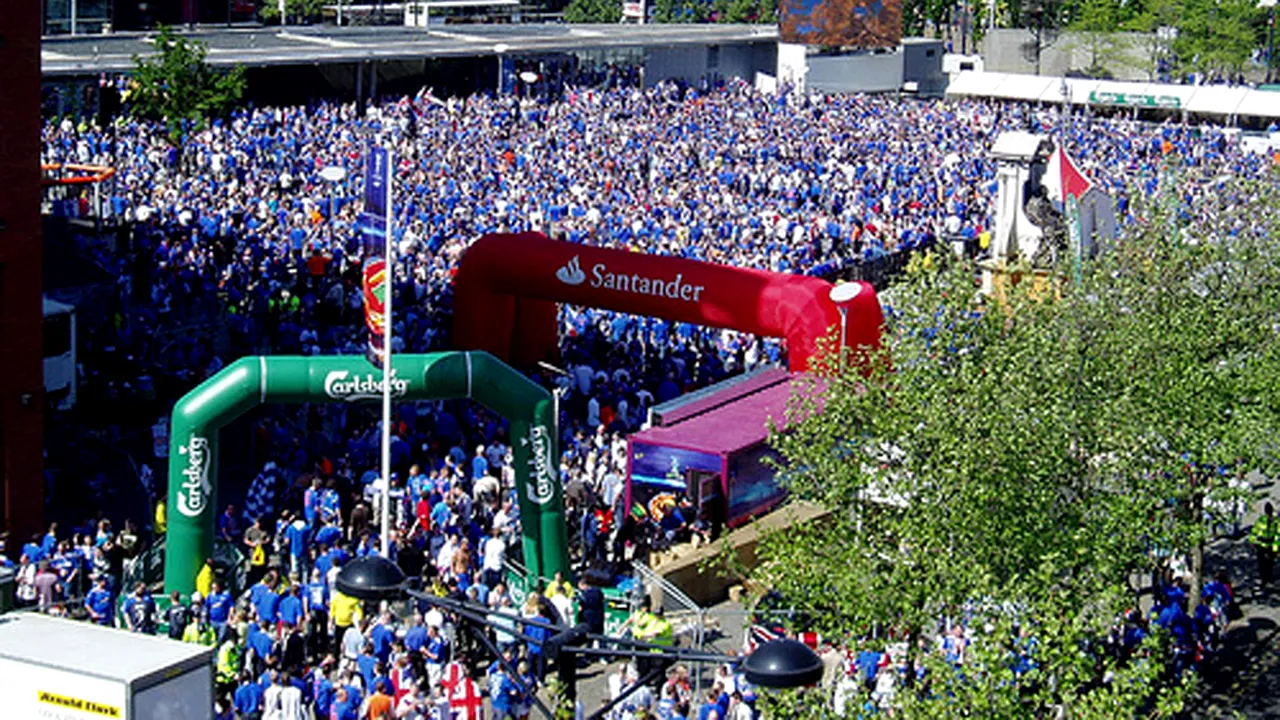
[451, 233, 883, 372]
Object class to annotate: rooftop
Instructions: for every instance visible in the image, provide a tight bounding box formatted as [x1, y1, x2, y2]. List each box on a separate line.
[0, 613, 212, 685]
[631, 373, 814, 455]
[42, 23, 780, 76]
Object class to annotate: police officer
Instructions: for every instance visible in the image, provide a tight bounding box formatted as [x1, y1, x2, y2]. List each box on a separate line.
[1251, 502, 1280, 592]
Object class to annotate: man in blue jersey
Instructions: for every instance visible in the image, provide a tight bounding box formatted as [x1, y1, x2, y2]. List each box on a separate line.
[207, 580, 234, 639]
[83, 576, 113, 625]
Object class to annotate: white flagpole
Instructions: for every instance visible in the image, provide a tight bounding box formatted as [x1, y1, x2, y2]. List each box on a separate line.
[380, 148, 394, 558]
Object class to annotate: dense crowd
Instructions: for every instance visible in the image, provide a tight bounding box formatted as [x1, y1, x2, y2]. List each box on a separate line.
[29, 69, 1280, 718]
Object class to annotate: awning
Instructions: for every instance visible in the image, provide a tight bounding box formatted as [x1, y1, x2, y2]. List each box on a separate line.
[1184, 85, 1250, 115]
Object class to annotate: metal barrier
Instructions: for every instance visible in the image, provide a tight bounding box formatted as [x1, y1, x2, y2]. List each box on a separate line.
[631, 560, 710, 692]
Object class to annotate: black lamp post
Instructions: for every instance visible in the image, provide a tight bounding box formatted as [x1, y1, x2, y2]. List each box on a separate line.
[336, 556, 824, 717]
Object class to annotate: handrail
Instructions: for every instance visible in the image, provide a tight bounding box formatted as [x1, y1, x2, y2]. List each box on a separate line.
[41, 163, 116, 187]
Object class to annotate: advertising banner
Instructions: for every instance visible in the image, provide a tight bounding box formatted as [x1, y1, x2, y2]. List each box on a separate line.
[360, 145, 392, 367]
[165, 353, 567, 594]
[778, 0, 902, 49]
[452, 232, 884, 373]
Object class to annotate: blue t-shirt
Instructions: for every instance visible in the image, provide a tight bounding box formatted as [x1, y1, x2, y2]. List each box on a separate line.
[279, 595, 304, 626]
[254, 588, 280, 624]
[313, 677, 334, 718]
[404, 625, 427, 653]
[305, 582, 329, 612]
[247, 625, 275, 663]
[84, 588, 113, 623]
[330, 697, 357, 720]
[425, 636, 447, 664]
[233, 682, 263, 715]
[371, 623, 394, 664]
[208, 591, 233, 624]
[285, 522, 310, 558]
[315, 525, 342, 547]
[356, 654, 378, 696]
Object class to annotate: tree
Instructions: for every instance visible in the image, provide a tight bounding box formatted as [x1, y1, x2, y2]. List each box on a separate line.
[753, 174, 1280, 717]
[259, 0, 327, 24]
[563, 0, 623, 22]
[1174, 0, 1265, 79]
[1124, 0, 1181, 80]
[1022, 0, 1064, 74]
[129, 27, 245, 144]
[1067, 0, 1128, 75]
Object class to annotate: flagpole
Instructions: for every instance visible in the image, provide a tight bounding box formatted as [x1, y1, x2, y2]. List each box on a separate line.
[380, 148, 394, 558]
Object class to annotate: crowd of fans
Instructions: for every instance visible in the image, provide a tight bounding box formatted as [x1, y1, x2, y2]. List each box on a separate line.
[28, 65, 1280, 718]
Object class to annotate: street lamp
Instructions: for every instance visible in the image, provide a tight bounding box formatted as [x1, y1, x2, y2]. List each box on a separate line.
[336, 557, 824, 716]
[828, 282, 862, 367]
[1261, 0, 1278, 84]
[319, 165, 347, 225]
[494, 43, 511, 95]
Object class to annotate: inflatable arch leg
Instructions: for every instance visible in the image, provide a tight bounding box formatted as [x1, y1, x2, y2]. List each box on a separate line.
[165, 352, 566, 594]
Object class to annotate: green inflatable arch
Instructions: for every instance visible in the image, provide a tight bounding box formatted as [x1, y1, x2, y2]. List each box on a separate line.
[165, 351, 567, 594]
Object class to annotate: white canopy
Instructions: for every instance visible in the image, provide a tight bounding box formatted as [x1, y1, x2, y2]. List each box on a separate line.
[947, 71, 1280, 121]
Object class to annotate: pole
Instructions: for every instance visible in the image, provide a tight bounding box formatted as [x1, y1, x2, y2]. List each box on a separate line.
[838, 306, 848, 361]
[70, 0, 78, 34]
[379, 149, 394, 557]
[1268, 6, 1276, 85]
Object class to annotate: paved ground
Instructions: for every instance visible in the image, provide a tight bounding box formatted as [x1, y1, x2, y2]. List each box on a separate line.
[1193, 470, 1280, 719]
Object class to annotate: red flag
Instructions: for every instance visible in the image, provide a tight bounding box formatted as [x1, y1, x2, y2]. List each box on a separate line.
[1045, 146, 1094, 204]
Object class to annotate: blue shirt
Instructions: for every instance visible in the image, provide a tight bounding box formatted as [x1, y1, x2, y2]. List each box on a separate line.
[304, 488, 322, 524]
[425, 636, 446, 664]
[247, 625, 275, 664]
[21, 542, 44, 563]
[285, 522, 310, 558]
[208, 591, 233, 624]
[84, 588, 113, 623]
[371, 623, 394, 664]
[254, 588, 280, 624]
[356, 654, 378, 696]
[491, 673, 520, 713]
[279, 595, 304, 626]
[233, 682, 263, 715]
[305, 582, 329, 612]
[430, 501, 451, 530]
[404, 625, 427, 653]
[315, 525, 342, 547]
[313, 677, 334, 718]
[472, 455, 488, 479]
[330, 697, 357, 720]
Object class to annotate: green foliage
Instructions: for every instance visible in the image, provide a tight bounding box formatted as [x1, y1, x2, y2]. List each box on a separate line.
[1172, 0, 1266, 76]
[903, 0, 957, 36]
[259, 0, 327, 24]
[755, 176, 1280, 717]
[1123, 0, 1180, 79]
[563, 0, 622, 23]
[128, 26, 245, 144]
[1068, 0, 1129, 75]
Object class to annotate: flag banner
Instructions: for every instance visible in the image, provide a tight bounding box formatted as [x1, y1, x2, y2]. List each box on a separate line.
[361, 145, 392, 367]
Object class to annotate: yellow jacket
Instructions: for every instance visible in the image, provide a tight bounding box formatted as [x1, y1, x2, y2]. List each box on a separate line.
[195, 564, 214, 598]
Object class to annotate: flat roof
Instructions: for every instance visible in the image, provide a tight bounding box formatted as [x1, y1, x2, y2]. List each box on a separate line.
[0, 613, 213, 687]
[42, 23, 780, 76]
[650, 366, 787, 427]
[631, 374, 810, 455]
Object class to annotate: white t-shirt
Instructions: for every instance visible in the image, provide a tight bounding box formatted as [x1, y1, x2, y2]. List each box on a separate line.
[482, 536, 506, 572]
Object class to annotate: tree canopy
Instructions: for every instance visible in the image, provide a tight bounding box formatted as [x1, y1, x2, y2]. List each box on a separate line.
[128, 26, 246, 143]
[752, 170, 1280, 718]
